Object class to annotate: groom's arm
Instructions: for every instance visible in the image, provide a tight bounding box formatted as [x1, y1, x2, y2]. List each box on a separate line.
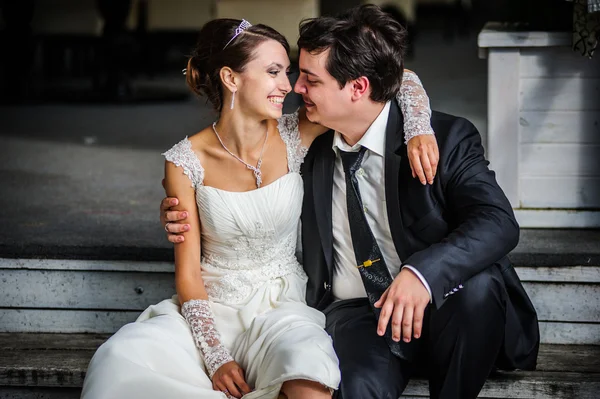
[404, 116, 519, 309]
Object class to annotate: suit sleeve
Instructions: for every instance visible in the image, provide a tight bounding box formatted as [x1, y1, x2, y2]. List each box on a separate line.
[403, 117, 519, 309]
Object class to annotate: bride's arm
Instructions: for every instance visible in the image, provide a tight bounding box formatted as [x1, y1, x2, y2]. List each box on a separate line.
[164, 161, 206, 303]
[164, 162, 250, 397]
[399, 69, 438, 185]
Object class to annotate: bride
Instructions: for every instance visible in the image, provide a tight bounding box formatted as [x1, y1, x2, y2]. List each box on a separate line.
[82, 17, 437, 399]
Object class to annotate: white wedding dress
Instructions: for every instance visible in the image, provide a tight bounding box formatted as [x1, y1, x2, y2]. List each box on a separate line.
[81, 112, 341, 399]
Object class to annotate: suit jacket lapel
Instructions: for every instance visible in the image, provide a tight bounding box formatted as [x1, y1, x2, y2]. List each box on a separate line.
[385, 100, 409, 261]
[313, 132, 336, 273]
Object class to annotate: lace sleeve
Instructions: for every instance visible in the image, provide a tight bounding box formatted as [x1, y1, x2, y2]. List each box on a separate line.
[277, 110, 308, 174]
[397, 70, 435, 144]
[162, 137, 205, 189]
[181, 299, 234, 378]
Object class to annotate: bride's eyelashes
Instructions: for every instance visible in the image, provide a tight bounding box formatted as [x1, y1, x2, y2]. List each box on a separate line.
[268, 68, 292, 76]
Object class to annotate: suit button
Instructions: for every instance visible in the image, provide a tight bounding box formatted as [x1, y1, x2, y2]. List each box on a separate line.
[324, 282, 331, 290]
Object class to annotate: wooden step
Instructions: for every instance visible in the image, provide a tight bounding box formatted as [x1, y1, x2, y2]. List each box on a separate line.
[0, 334, 598, 398]
[1, 229, 599, 345]
[2, 258, 598, 344]
[2, 229, 599, 265]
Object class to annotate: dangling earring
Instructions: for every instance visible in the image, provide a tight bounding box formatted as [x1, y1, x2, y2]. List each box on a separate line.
[230, 90, 236, 110]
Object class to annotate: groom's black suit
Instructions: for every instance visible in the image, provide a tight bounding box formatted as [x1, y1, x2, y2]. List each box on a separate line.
[300, 100, 540, 398]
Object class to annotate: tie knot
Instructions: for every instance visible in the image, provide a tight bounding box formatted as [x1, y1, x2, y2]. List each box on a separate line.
[340, 146, 367, 176]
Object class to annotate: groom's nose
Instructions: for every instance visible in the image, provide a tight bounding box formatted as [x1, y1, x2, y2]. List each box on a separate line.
[294, 76, 306, 95]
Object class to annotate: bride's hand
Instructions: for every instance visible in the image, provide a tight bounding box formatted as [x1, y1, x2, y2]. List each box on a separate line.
[407, 134, 438, 185]
[212, 361, 251, 398]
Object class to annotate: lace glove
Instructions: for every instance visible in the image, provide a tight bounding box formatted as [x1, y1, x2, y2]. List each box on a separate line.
[397, 70, 435, 144]
[181, 299, 234, 378]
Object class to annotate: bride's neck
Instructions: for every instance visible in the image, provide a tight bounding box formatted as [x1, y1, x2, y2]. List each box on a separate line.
[214, 110, 269, 157]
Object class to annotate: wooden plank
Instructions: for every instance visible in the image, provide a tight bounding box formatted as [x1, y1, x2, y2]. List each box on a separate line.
[523, 282, 600, 323]
[520, 78, 600, 111]
[402, 345, 600, 397]
[0, 269, 174, 310]
[403, 371, 600, 398]
[0, 387, 81, 399]
[1, 339, 598, 398]
[7, 260, 596, 283]
[0, 349, 92, 387]
[0, 333, 109, 351]
[3, 333, 596, 374]
[6, 269, 594, 323]
[536, 344, 600, 373]
[7, 261, 597, 283]
[514, 209, 600, 228]
[519, 111, 600, 144]
[539, 321, 600, 345]
[520, 144, 600, 177]
[0, 258, 174, 273]
[519, 177, 600, 208]
[513, 229, 600, 264]
[515, 266, 600, 283]
[520, 48, 600, 78]
[487, 49, 520, 206]
[0, 309, 138, 333]
[1, 315, 598, 345]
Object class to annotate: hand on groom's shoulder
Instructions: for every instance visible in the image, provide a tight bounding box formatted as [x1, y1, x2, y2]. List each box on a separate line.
[428, 111, 491, 186]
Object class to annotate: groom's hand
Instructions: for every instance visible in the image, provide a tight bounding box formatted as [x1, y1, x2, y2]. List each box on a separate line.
[374, 268, 430, 343]
[160, 196, 190, 243]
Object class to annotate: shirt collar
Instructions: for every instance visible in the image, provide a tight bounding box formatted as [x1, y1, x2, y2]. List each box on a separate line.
[332, 101, 390, 157]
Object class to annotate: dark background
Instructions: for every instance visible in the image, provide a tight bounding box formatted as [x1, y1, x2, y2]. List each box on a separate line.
[0, 0, 577, 250]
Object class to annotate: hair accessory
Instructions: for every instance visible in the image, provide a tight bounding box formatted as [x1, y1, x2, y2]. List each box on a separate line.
[223, 19, 252, 49]
[182, 68, 187, 75]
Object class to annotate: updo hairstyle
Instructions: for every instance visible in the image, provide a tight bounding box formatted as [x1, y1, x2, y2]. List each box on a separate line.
[186, 19, 290, 112]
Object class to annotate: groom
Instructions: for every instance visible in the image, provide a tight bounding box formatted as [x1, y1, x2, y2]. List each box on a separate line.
[161, 5, 539, 398]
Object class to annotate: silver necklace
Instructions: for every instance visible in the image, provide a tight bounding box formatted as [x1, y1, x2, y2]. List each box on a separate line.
[212, 122, 269, 188]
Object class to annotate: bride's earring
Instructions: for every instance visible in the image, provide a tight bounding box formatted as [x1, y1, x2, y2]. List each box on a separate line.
[230, 90, 236, 110]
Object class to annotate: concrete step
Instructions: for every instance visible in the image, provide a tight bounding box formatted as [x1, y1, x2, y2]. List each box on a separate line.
[0, 334, 598, 399]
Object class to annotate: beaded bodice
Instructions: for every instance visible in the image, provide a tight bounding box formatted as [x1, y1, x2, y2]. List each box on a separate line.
[163, 112, 308, 304]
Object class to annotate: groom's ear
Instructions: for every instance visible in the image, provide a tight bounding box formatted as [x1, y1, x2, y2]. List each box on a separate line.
[349, 76, 370, 101]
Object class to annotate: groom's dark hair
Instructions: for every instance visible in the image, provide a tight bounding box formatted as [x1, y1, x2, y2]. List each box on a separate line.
[297, 4, 407, 102]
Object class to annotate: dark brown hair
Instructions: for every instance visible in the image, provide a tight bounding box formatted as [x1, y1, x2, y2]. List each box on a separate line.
[186, 19, 290, 112]
[297, 5, 407, 102]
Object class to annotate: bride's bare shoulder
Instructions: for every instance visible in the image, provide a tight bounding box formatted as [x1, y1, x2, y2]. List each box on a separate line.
[186, 126, 217, 154]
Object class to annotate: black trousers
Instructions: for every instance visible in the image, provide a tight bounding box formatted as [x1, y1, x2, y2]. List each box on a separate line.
[324, 266, 507, 399]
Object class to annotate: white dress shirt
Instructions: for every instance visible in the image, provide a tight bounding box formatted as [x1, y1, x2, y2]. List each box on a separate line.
[331, 101, 432, 302]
